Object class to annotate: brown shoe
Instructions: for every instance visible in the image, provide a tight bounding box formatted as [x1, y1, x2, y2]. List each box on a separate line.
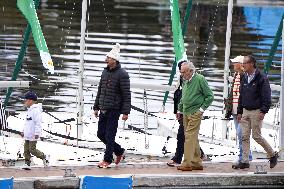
[177, 166, 192, 171]
[192, 165, 203, 170]
[114, 150, 126, 165]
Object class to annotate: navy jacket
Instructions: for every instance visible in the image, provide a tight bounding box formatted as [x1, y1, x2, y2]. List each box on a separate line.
[93, 63, 131, 115]
[173, 78, 183, 114]
[237, 68, 271, 114]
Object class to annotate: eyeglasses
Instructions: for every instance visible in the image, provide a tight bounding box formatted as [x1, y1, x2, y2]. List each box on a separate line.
[243, 61, 251, 64]
[180, 70, 193, 74]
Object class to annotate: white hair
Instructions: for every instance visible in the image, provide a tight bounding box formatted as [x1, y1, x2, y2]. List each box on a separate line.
[182, 61, 196, 72]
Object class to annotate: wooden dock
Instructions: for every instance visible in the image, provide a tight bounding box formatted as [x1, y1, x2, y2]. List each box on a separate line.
[1, 160, 283, 189]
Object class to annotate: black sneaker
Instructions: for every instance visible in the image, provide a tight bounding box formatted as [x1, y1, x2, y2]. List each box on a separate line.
[269, 152, 279, 169]
[232, 162, 250, 169]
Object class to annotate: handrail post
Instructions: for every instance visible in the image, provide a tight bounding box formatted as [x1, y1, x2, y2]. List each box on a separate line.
[77, 0, 88, 140]
[279, 18, 284, 160]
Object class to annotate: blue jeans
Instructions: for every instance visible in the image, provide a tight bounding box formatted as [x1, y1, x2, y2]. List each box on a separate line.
[233, 114, 252, 161]
[97, 110, 125, 163]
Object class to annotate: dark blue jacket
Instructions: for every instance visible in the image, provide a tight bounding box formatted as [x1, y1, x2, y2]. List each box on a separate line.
[237, 68, 271, 114]
[173, 78, 183, 114]
[93, 63, 131, 115]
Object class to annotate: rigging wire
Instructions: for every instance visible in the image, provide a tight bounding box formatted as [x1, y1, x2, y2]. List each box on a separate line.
[101, 0, 111, 33]
[192, 1, 199, 58]
[201, 1, 220, 69]
[255, 8, 265, 63]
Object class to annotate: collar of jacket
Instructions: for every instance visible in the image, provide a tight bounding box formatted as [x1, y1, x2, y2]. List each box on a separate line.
[244, 68, 260, 82]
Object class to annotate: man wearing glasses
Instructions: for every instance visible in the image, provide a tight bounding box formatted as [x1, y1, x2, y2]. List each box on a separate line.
[234, 55, 278, 169]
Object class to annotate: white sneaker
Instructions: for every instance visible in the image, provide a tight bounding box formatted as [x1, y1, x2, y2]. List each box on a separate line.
[43, 155, 50, 167]
[22, 163, 31, 170]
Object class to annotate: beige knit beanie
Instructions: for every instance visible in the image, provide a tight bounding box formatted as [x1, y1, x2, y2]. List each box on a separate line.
[106, 43, 120, 61]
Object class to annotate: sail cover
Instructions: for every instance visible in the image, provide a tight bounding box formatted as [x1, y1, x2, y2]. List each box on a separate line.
[17, 0, 54, 74]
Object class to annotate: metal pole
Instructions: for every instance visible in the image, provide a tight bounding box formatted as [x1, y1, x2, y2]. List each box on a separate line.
[264, 14, 284, 74]
[0, 81, 30, 88]
[181, 0, 193, 37]
[279, 18, 284, 160]
[223, 0, 233, 108]
[222, 0, 233, 140]
[77, 0, 87, 140]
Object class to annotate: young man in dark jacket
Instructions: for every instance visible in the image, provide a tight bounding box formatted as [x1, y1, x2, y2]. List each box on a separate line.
[234, 55, 278, 169]
[93, 43, 131, 168]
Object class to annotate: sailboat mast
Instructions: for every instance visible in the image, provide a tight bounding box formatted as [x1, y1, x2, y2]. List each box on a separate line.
[221, 0, 233, 140]
[223, 0, 233, 104]
[77, 0, 87, 140]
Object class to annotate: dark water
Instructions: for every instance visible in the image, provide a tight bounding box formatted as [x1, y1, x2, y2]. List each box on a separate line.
[0, 0, 283, 126]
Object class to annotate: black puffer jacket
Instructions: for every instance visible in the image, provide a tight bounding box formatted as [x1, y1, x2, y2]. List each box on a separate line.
[93, 63, 131, 115]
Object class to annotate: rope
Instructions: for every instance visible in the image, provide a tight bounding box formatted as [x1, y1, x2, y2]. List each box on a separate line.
[43, 110, 75, 124]
[127, 124, 151, 135]
[131, 105, 157, 117]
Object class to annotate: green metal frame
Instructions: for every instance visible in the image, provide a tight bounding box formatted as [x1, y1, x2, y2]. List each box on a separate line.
[264, 13, 284, 74]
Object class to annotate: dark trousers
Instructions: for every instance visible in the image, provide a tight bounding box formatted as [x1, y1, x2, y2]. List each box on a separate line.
[171, 117, 205, 164]
[97, 110, 124, 163]
[171, 119, 184, 164]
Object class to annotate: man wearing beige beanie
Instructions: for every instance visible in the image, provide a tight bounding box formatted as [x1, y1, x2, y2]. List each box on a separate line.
[93, 43, 131, 168]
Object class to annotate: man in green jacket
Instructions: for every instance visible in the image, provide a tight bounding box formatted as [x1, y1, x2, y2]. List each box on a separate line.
[176, 61, 214, 171]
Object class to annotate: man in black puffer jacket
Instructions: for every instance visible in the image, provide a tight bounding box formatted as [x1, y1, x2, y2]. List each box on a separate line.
[93, 43, 131, 168]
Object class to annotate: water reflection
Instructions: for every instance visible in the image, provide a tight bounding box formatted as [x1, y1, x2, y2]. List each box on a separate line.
[0, 1, 282, 123]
